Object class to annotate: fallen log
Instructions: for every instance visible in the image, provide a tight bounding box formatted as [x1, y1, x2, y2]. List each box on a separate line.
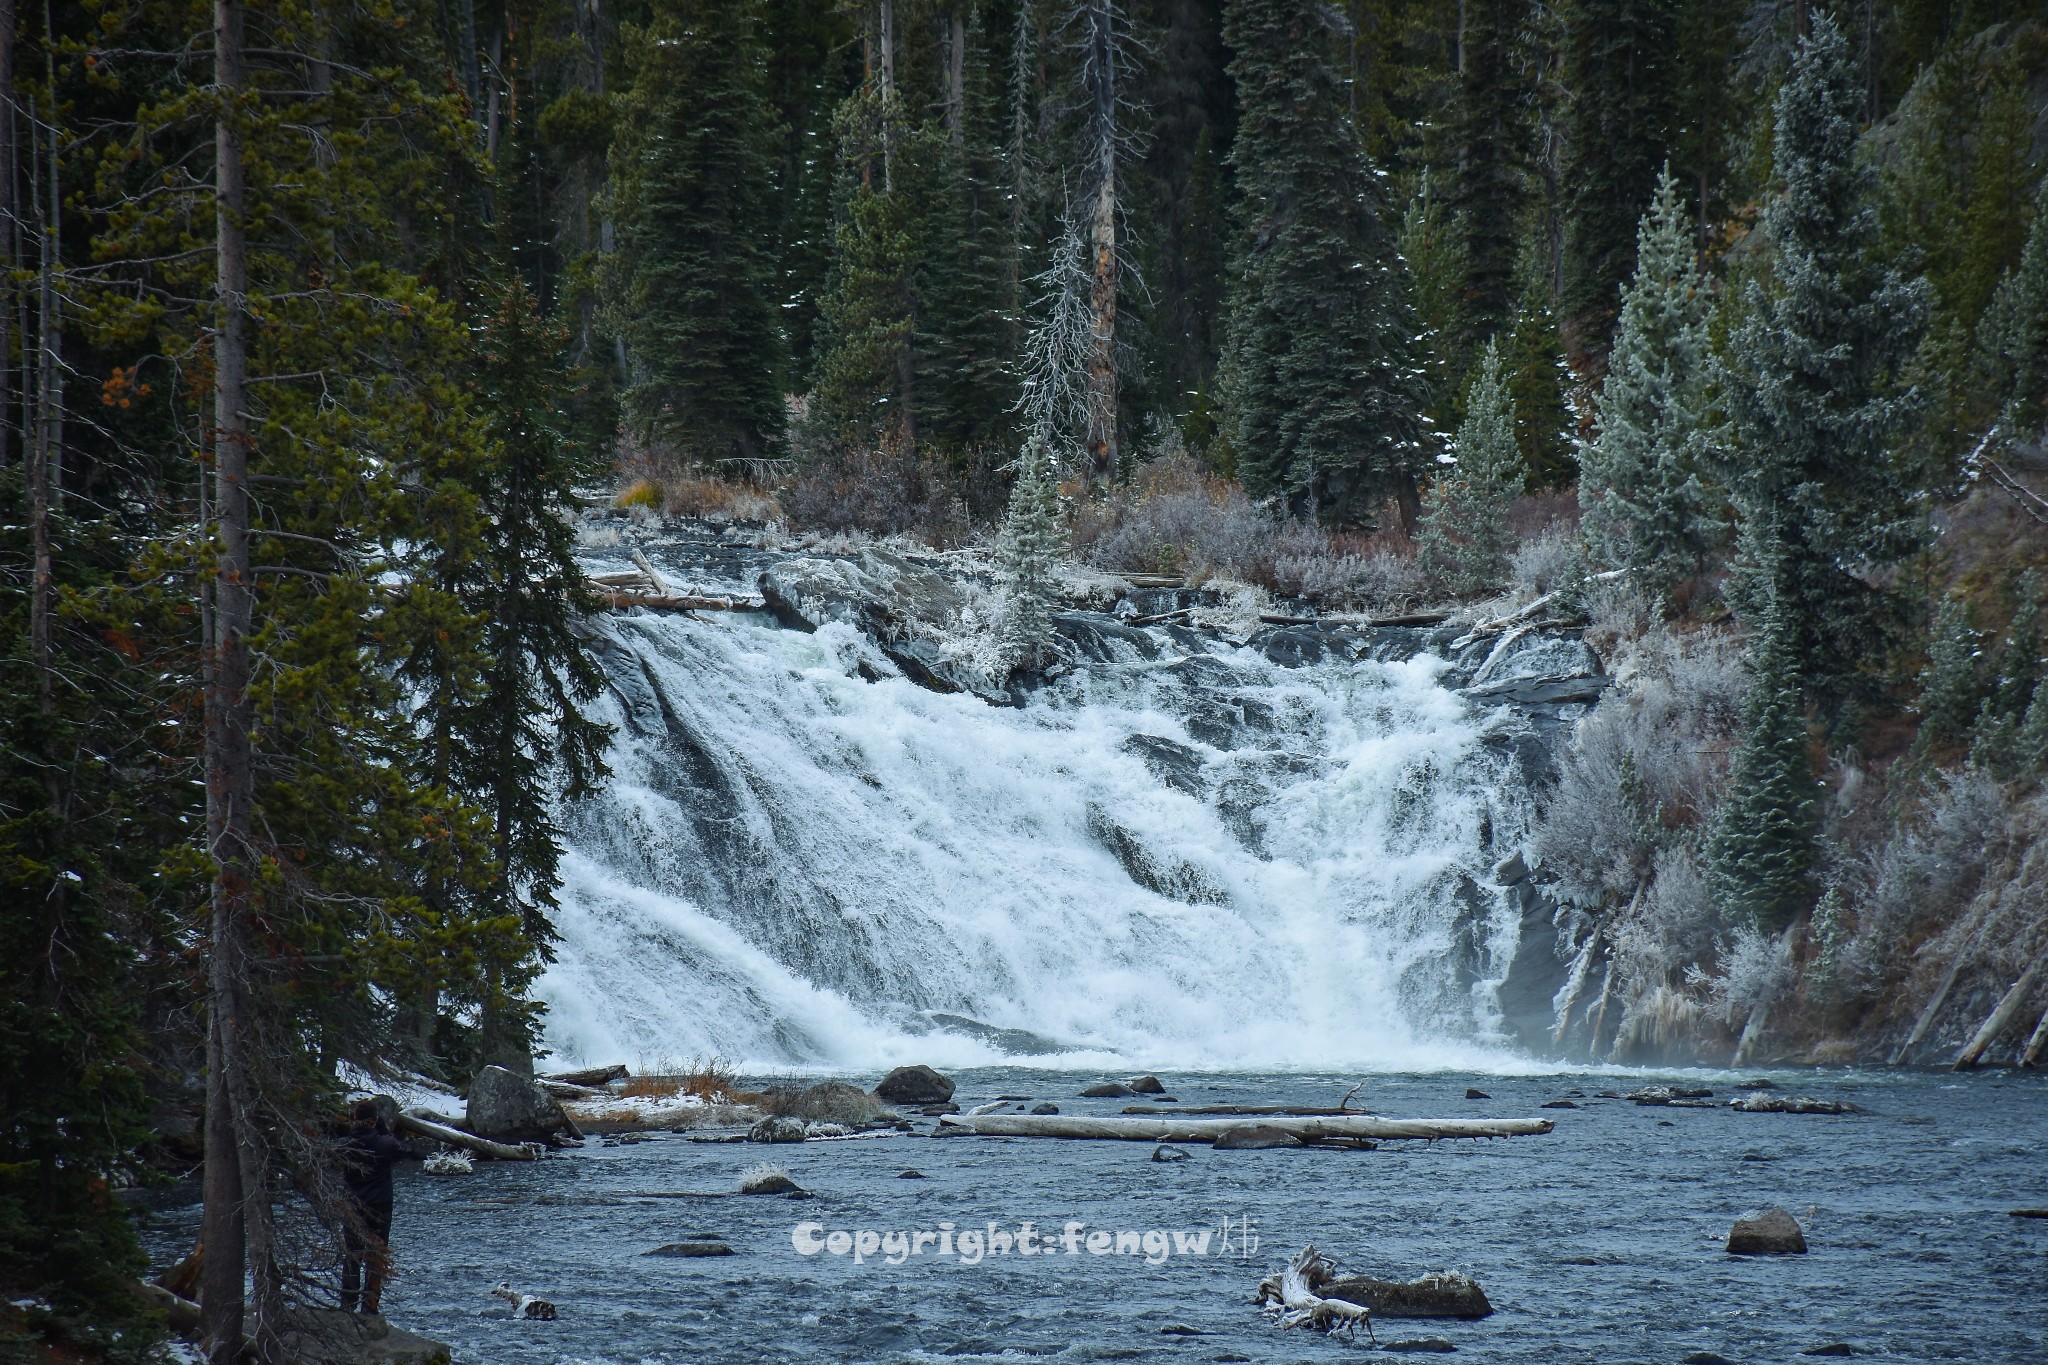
[1954, 955, 2046, 1070]
[1119, 1104, 1374, 1117]
[397, 1109, 538, 1161]
[934, 1113, 1552, 1142]
[544, 1063, 628, 1087]
[600, 589, 765, 613]
[2022, 1008, 2048, 1069]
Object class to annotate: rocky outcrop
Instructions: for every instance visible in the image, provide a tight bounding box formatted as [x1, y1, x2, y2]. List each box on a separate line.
[465, 1066, 573, 1142]
[1321, 1271, 1494, 1319]
[873, 1063, 954, 1105]
[759, 550, 1003, 699]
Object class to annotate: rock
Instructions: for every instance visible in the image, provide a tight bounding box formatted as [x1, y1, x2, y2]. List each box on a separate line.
[645, 1242, 734, 1257]
[274, 1306, 453, 1364]
[1127, 1075, 1167, 1094]
[921, 1103, 960, 1115]
[1157, 1324, 1205, 1336]
[873, 1064, 955, 1106]
[1212, 1124, 1299, 1150]
[1735, 1077, 1778, 1090]
[758, 551, 1007, 698]
[926, 1012, 1075, 1056]
[897, 1170, 926, 1179]
[746, 1116, 808, 1144]
[1080, 1082, 1136, 1097]
[1382, 1339, 1457, 1352]
[1727, 1208, 1807, 1256]
[1628, 1085, 1713, 1105]
[1465, 1088, 1490, 1100]
[1801, 1346, 1855, 1357]
[1152, 1144, 1191, 1163]
[421, 1150, 472, 1175]
[1540, 1099, 1579, 1109]
[2010, 1208, 2048, 1218]
[465, 1066, 573, 1142]
[1730, 1093, 1859, 1114]
[739, 1164, 802, 1195]
[1321, 1272, 1492, 1320]
[1030, 1102, 1060, 1114]
[1681, 1353, 1738, 1364]
[543, 1064, 627, 1087]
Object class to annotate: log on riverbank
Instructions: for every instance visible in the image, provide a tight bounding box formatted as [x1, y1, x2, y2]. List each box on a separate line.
[397, 1110, 538, 1161]
[933, 1114, 1553, 1142]
[1120, 1104, 1374, 1117]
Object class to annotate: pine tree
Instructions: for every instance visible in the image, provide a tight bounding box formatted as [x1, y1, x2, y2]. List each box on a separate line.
[1557, 0, 1677, 366]
[1976, 173, 2048, 437]
[1216, 0, 1432, 528]
[1580, 168, 1722, 598]
[609, 0, 789, 464]
[1441, 0, 1533, 363]
[999, 433, 1069, 670]
[1911, 594, 1984, 759]
[1419, 340, 1522, 595]
[1705, 596, 1820, 933]
[1968, 570, 2042, 778]
[1716, 13, 1929, 718]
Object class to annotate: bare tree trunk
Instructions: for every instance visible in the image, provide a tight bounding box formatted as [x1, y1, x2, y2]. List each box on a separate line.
[878, 0, 895, 190]
[1953, 956, 2045, 1070]
[946, 10, 965, 147]
[202, 2, 266, 1358]
[1083, 0, 1117, 486]
[0, 0, 14, 473]
[25, 89, 51, 716]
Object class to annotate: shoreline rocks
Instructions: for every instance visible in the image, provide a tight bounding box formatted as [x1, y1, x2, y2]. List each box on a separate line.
[873, 1064, 954, 1106]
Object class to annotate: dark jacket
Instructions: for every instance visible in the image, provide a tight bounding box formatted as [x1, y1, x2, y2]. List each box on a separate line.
[342, 1121, 406, 1208]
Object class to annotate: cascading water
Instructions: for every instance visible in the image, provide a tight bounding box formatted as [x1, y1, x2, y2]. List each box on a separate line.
[539, 532, 1550, 1072]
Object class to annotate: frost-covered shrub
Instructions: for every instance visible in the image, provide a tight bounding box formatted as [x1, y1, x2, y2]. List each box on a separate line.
[784, 452, 969, 547]
[1698, 922, 1794, 1028]
[1508, 525, 1584, 597]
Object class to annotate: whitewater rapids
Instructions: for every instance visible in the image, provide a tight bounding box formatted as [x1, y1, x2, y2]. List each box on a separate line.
[536, 548, 1551, 1073]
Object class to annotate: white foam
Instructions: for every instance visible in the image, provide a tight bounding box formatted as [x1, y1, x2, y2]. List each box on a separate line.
[539, 611, 1531, 1072]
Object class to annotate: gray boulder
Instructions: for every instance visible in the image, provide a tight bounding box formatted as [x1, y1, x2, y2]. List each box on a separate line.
[1127, 1075, 1167, 1094]
[1080, 1081, 1135, 1098]
[873, 1064, 954, 1105]
[465, 1066, 571, 1142]
[1727, 1207, 1807, 1255]
[1152, 1144, 1191, 1163]
[1322, 1271, 1493, 1319]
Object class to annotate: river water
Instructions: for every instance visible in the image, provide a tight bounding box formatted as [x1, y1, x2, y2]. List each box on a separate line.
[139, 1066, 2046, 1364]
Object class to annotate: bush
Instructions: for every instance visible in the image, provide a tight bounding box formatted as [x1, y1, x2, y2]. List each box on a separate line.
[759, 1080, 887, 1126]
[783, 452, 968, 547]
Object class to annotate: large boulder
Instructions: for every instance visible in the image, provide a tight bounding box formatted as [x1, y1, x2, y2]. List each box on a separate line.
[1321, 1272, 1493, 1319]
[465, 1066, 571, 1142]
[873, 1064, 954, 1106]
[1727, 1207, 1807, 1255]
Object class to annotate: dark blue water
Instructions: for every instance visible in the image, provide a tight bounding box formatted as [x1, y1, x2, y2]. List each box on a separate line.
[139, 1068, 2048, 1364]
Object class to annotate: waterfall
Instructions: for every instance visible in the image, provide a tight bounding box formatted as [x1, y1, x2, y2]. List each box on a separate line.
[538, 555, 1543, 1072]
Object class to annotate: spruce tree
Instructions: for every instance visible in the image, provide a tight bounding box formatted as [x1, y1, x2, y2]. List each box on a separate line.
[1216, 0, 1432, 528]
[1968, 570, 2042, 778]
[1705, 595, 1821, 933]
[1911, 594, 1985, 760]
[1419, 340, 1522, 595]
[609, 0, 789, 463]
[999, 433, 1069, 670]
[1580, 168, 1721, 598]
[1716, 13, 1929, 717]
[1441, 0, 1533, 363]
[1557, 0, 1677, 365]
[1976, 173, 2048, 437]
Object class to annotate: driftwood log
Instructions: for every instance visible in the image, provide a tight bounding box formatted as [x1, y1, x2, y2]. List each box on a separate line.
[397, 1109, 538, 1161]
[1121, 1104, 1375, 1117]
[543, 1063, 628, 1087]
[934, 1114, 1552, 1142]
[1257, 1247, 1376, 1339]
[2023, 1008, 2048, 1069]
[1954, 955, 2046, 1069]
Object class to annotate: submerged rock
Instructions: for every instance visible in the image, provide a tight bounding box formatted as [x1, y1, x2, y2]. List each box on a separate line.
[1382, 1339, 1457, 1353]
[1151, 1144, 1191, 1163]
[1321, 1272, 1493, 1320]
[1127, 1075, 1167, 1094]
[466, 1066, 573, 1142]
[646, 1242, 734, 1257]
[739, 1163, 802, 1195]
[1540, 1099, 1579, 1109]
[1465, 1088, 1490, 1100]
[1628, 1085, 1714, 1105]
[1726, 1207, 1807, 1255]
[1212, 1124, 1299, 1150]
[873, 1064, 954, 1106]
[1030, 1102, 1060, 1115]
[1730, 1093, 1859, 1114]
[1080, 1082, 1136, 1097]
[897, 1169, 926, 1179]
[1681, 1353, 1738, 1364]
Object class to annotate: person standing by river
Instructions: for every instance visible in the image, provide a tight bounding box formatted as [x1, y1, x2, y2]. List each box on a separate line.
[340, 1099, 405, 1314]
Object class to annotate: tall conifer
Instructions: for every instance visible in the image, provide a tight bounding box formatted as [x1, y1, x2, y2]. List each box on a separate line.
[1216, 0, 1431, 527]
